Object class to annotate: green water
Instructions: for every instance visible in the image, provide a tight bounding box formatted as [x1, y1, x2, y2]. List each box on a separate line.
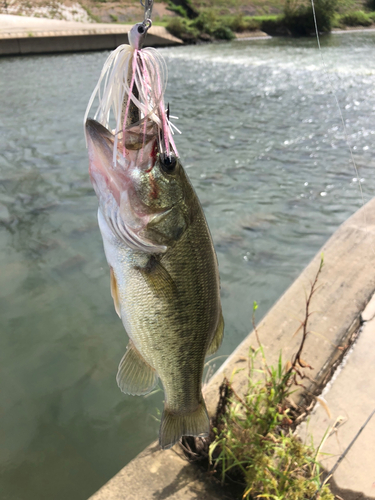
[0, 32, 374, 499]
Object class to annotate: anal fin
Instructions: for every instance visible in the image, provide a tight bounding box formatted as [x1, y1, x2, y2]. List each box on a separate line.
[110, 267, 121, 318]
[116, 341, 158, 396]
[206, 312, 224, 356]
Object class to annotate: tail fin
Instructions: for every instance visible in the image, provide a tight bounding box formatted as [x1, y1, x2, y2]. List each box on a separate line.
[159, 400, 210, 450]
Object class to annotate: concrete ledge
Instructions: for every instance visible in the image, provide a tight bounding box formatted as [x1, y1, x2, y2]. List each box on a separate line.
[235, 30, 270, 40]
[298, 294, 375, 498]
[89, 198, 375, 500]
[0, 15, 182, 55]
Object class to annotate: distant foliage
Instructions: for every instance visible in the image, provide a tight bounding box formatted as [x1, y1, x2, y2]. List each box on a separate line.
[221, 14, 262, 32]
[191, 10, 235, 40]
[283, 0, 338, 35]
[167, 0, 198, 20]
[166, 17, 200, 42]
[212, 24, 235, 40]
[228, 13, 250, 32]
[339, 10, 373, 26]
[192, 10, 217, 33]
[167, 2, 188, 19]
[168, 0, 347, 40]
[166, 17, 190, 37]
[261, 16, 289, 35]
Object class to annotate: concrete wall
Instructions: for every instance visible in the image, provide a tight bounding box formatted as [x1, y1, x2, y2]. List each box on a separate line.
[0, 33, 179, 56]
[0, 16, 182, 56]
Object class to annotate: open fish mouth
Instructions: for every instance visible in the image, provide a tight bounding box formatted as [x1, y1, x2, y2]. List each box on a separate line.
[86, 118, 158, 173]
[86, 118, 177, 254]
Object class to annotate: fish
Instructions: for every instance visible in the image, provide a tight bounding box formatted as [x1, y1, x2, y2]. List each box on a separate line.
[85, 117, 224, 450]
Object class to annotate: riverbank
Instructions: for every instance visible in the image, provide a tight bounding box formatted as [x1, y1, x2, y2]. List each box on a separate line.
[89, 198, 375, 499]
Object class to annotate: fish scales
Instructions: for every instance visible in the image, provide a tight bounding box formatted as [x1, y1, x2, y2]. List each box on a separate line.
[104, 175, 221, 411]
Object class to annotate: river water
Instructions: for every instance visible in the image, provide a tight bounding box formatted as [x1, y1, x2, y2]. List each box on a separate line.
[0, 32, 374, 500]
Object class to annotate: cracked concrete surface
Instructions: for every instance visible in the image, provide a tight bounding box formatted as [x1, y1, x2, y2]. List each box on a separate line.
[298, 294, 375, 499]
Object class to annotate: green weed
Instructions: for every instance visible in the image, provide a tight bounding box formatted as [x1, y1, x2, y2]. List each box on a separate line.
[205, 258, 334, 499]
[209, 356, 333, 499]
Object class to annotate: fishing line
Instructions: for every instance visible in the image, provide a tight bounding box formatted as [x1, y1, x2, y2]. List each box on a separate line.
[310, 0, 368, 224]
[326, 407, 375, 478]
[309, 407, 375, 499]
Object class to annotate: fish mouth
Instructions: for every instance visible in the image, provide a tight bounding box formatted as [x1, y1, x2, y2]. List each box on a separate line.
[86, 118, 159, 171]
[85, 118, 156, 152]
[85, 118, 114, 150]
[86, 118, 176, 254]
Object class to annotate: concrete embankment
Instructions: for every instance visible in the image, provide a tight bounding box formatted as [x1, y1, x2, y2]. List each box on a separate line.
[89, 198, 375, 500]
[0, 15, 182, 56]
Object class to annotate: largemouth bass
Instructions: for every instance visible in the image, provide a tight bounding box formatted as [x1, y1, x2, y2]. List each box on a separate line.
[86, 118, 224, 449]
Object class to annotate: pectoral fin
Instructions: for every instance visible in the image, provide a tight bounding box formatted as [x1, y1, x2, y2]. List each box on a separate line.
[206, 312, 224, 356]
[137, 256, 177, 300]
[110, 267, 121, 318]
[116, 341, 158, 396]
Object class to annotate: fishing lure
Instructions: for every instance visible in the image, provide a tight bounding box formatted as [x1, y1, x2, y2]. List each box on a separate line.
[84, 13, 179, 167]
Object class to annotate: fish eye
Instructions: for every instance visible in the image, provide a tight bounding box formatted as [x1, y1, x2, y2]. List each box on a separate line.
[137, 25, 145, 34]
[160, 154, 177, 174]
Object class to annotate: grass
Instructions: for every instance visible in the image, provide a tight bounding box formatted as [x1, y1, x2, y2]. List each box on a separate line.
[335, 9, 375, 25]
[183, 257, 335, 499]
[208, 348, 334, 499]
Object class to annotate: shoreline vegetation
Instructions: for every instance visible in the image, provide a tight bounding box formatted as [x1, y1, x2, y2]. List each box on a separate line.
[163, 0, 375, 42]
